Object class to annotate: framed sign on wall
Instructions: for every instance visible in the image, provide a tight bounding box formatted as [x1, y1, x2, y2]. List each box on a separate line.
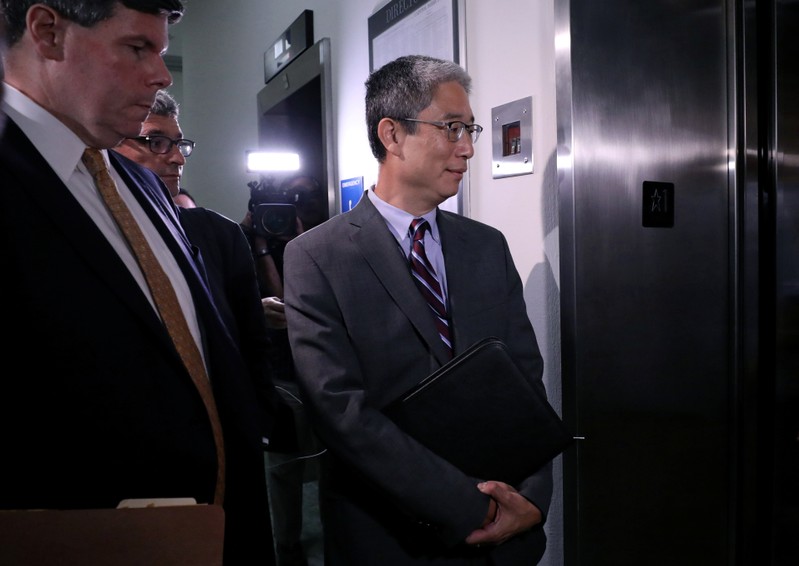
[368, 0, 461, 71]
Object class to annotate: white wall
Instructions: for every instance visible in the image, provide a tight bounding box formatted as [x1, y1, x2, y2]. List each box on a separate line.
[466, 2, 562, 560]
[179, 1, 562, 563]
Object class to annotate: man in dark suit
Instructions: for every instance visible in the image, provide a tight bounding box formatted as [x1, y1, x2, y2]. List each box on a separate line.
[114, 89, 193, 201]
[283, 55, 553, 564]
[114, 88, 281, 456]
[0, 2, 273, 563]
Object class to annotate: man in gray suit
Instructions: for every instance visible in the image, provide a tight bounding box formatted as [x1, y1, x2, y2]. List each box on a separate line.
[283, 55, 553, 564]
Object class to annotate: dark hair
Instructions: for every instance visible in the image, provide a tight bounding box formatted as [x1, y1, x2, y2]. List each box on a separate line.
[175, 187, 196, 203]
[364, 55, 471, 162]
[2, 0, 184, 46]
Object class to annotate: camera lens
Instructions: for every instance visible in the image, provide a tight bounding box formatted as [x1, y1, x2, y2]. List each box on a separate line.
[254, 203, 296, 237]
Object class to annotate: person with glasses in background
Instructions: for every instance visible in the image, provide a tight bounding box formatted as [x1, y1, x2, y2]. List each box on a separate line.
[115, 90, 194, 203]
[114, 85, 288, 464]
[281, 54, 552, 565]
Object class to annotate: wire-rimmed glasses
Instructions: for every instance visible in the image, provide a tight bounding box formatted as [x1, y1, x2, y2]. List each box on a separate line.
[399, 118, 483, 144]
[131, 135, 196, 157]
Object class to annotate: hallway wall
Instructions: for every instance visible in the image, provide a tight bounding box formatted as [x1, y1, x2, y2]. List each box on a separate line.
[178, 1, 562, 563]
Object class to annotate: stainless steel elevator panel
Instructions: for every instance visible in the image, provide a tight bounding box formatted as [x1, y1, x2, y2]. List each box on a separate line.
[773, 1, 799, 562]
[557, 0, 733, 563]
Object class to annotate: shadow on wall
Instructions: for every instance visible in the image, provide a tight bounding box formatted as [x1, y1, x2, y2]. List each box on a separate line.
[522, 148, 563, 566]
[523, 149, 560, 401]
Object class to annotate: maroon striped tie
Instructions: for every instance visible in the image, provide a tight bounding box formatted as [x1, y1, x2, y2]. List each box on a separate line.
[409, 218, 453, 357]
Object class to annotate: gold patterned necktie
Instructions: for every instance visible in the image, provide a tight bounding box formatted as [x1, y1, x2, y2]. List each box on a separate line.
[82, 148, 225, 505]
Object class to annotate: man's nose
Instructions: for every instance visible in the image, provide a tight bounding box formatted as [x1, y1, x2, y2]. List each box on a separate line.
[167, 145, 186, 164]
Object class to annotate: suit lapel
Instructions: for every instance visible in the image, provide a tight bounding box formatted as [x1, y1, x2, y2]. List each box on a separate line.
[438, 210, 504, 356]
[109, 151, 238, 357]
[108, 154, 261, 444]
[348, 197, 451, 365]
[0, 122, 163, 337]
[436, 210, 471, 356]
[109, 151, 197, 274]
[0, 124, 233, 373]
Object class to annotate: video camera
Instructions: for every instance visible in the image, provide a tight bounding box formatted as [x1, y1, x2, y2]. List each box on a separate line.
[247, 179, 297, 238]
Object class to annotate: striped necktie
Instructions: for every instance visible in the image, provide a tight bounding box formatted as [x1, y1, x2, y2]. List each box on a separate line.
[82, 148, 226, 505]
[409, 218, 453, 357]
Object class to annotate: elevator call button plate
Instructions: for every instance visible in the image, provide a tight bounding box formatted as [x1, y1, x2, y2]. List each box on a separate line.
[642, 181, 674, 228]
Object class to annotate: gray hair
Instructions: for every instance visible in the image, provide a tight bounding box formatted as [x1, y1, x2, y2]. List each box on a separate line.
[150, 89, 180, 118]
[365, 55, 471, 162]
[2, 0, 184, 46]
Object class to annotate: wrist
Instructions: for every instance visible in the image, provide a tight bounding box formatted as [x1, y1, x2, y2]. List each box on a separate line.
[254, 247, 270, 258]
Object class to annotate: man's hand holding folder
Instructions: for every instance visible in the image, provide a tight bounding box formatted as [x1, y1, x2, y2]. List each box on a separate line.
[464, 481, 543, 546]
[383, 337, 573, 486]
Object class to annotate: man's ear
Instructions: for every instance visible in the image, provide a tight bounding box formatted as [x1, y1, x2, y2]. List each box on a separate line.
[27, 5, 67, 60]
[377, 117, 404, 158]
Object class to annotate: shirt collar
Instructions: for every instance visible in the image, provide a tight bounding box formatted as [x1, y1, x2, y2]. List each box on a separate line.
[2, 82, 98, 184]
[368, 187, 441, 244]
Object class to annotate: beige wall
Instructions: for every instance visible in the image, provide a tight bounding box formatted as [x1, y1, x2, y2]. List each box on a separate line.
[178, 1, 562, 563]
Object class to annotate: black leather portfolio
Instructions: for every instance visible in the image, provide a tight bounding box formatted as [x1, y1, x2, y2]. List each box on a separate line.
[384, 337, 573, 485]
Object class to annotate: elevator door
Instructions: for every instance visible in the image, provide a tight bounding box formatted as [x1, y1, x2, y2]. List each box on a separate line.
[557, 1, 733, 563]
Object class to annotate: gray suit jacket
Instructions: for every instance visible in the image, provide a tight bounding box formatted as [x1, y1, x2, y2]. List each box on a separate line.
[283, 194, 552, 565]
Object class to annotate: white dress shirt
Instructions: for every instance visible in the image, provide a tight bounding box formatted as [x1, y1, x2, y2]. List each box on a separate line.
[2, 83, 205, 354]
[367, 188, 449, 300]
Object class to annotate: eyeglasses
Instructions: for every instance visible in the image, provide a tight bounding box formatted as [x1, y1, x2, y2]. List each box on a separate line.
[131, 135, 196, 157]
[399, 118, 483, 144]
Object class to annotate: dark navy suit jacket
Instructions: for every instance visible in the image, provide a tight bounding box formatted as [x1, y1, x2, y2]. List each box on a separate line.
[0, 119, 272, 565]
